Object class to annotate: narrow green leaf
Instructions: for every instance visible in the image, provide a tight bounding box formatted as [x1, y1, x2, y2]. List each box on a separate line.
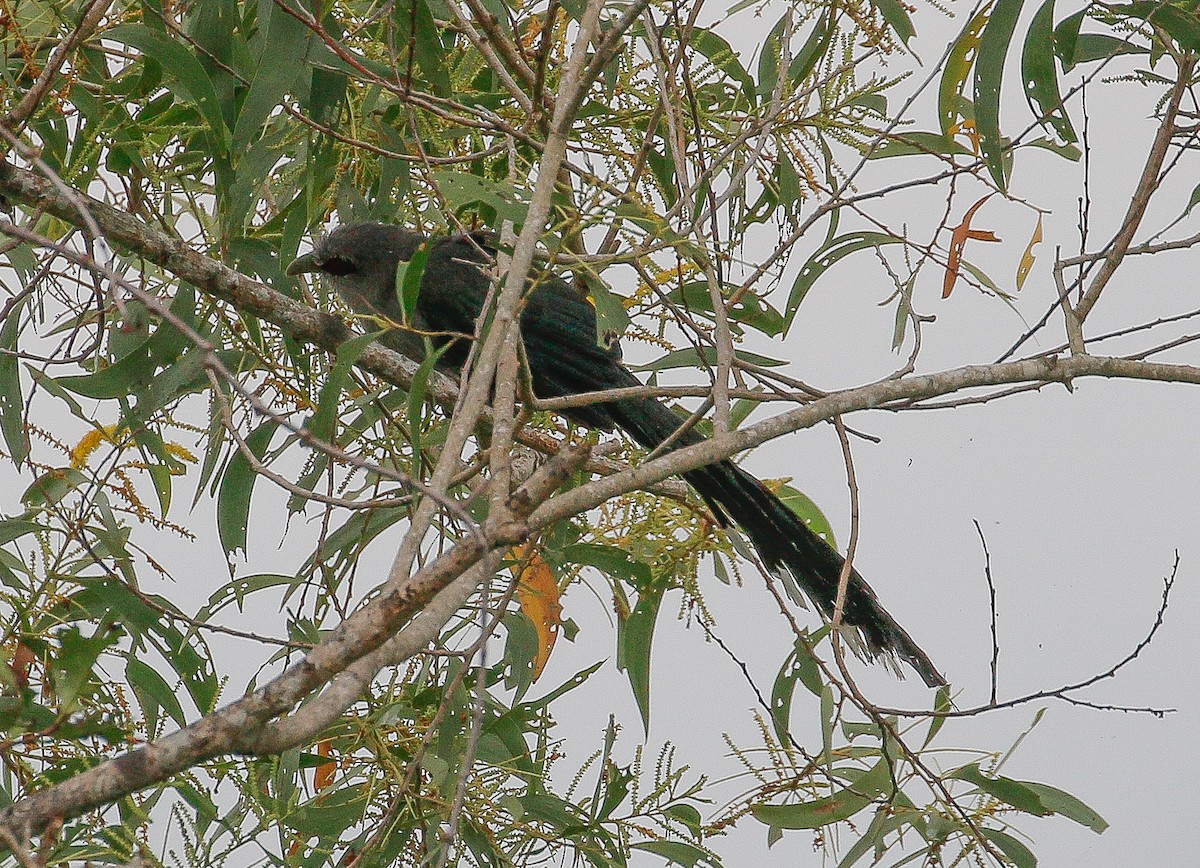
[632, 841, 721, 867]
[392, 0, 452, 98]
[974, 0, 1025, 191]
[620, 582, 664, 734]
[406, 341, 449, 467]
[776, 484, 836, 549]
[127, 657, 188, 730]
[201, 573, 297, 618]
[770, 644, 802, 740]
[1061, 32, 1146, 69]
[785, 232, 904, 331]
[1021, 0, 1077, 144]
[563, 543, 652, 585]
[940, 4, 992, 136]
[1052, 8, 1086, 68]
[788, 12, 834, 84]
[923, 685, 953, 747]
[22, 468, 88, 508]
[949, 763, 1050, 815]
[868, 131, 974, 160]
[981, 828, 1037, 868]
[232, 1, 310, 150]
[106, 24, 231, 155]
[634, 346, 787, 373]
[751, 759, 892, 829]
[1117, 2, 1200, 51]
[216, 420, 278, 556]
[665, 803, 703, 835]
[872, 0, 917, 45]
[308, 331, 380, 445]
[1021, 782, 1109, 833]
[756, 15, 789, 102]
[820, 683, 835, 763]
[396, 244, 429, 326]
[0, 295, 30, 465]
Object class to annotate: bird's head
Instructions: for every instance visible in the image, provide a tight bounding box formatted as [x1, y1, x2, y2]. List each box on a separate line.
[286, 223, 426, 321]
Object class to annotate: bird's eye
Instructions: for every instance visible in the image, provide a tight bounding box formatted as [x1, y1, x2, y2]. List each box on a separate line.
[320, 256, 357, 276]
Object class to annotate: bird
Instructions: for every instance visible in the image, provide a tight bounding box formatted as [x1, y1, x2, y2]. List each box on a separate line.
[288, 222, 946, 688]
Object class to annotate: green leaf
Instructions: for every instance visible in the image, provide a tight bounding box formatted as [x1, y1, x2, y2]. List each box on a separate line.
[868, 131, 974, 160]
[391, 0, 452, 98]
[751, 759, 893, 829]
[106, 24, 232, 156]
[756, 15, 789, 102]
[216, 420, 279, 556]
[872, 0, 917, 45]
[974, 0, 1025, 191]
[632, 840, 721, 867]
[981, 827, 1037, 868]
[665, 803, 703, 835]
[308, 331, 380, 445]
[785, 232, 904, 331]
[201, 573, 297, 619]
[1022, 782, 1108, 832]
[949, 763, 1050, 815]
[127, 657, 188, 731]
[0, 294, 30, 466]
[1060, 32, 1146, 70]
[51, 626, 120, 711]
[775, 484, 836, 549]
[923, 685, 952, 747]
[433, 171, 529, 225]
[22, 467, 88, 508]
[634, 346, 787, 373]
[1052, 8, 1086, 68]
[619, 582, 664, 734]
[231, 1, 310, 150]
[588, 279, 632, 347]
[666, 25, 755, 107]
[1021, 0, 1077, 143]
[789, 12, 834, 84]
[563, 543, 652, 585]
[1115, 2, 1200, 51]
[396, 243, 429, 326]
[406, 341, 449, 467]
[523, 659, 604, 710]
[940, 4, 992, 136]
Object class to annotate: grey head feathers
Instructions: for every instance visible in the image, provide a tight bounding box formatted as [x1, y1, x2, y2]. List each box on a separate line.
[287, 223, 430, 358]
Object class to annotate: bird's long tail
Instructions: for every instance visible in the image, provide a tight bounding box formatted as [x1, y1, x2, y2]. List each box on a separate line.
[607, 392, 945, 688]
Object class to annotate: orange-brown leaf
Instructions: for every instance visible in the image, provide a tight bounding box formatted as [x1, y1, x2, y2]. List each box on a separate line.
[943, 195, 1001, 298]
[314, 738, 335, 791]
[512, 544, 561, 681]
[10, 642, 35, 690]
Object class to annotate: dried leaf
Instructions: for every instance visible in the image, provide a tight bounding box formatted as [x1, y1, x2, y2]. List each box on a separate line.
[314, 738, 335, 791]
[10, 642, 35, 690]
[1016, 214, 1044, 289]
[944, 195, 1001, 298]
[512, 545, 561, 680]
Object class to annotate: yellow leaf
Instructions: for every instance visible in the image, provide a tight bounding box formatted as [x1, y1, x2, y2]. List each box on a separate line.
[512, 544, 561, 680]
[1016, 214, 1043, 290]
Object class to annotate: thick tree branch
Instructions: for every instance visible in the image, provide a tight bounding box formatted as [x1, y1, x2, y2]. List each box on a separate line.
[0, 442, 589, 849]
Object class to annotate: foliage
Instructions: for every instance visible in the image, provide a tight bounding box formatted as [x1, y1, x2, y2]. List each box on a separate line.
[1, 0, 1192, 865]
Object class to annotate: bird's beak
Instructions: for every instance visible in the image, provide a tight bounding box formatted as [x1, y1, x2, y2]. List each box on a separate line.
[286, 251, 319, 276]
